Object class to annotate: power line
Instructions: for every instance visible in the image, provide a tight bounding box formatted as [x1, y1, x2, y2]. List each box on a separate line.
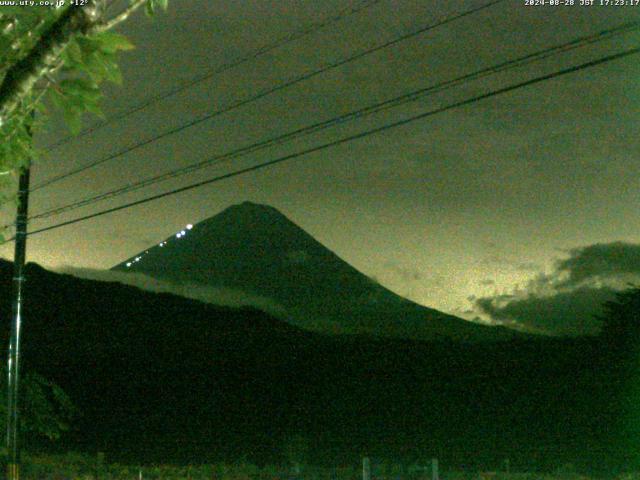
[46, 0, 386, 150]
[32, 0, 506, 192]
[11, 45, 638, 242]
[25, 20, 640, 223]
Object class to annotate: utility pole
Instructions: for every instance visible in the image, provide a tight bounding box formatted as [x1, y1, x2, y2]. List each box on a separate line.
[362, 457, 370, 480]
[6, 131, 32, 480]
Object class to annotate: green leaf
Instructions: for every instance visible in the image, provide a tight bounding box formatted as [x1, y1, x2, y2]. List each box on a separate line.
[76, 36, 102, 57]
[92, 32, 135, 53]
[72, 34, 131, 84]
[145, 0, 169, 15]
[145, 0, 156, 17]
[94, 53, 123, 84]
[59, 78, 100, 103]
[61, 38, 83, 66]
[49, 79, 103, 134]
[78, 50, 109, 83]
[106, 64, 123, 85]
[48, 86, 66, 111]
[83, 101, 104, 119]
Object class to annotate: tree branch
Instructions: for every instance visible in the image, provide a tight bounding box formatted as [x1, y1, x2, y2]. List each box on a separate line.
[95, 0, 147, 33]
[0, 0, 131, 127]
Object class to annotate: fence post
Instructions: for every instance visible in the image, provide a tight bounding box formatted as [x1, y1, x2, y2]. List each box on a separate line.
[363, 457, 371, 480]
[95, 451, 104, 480]
[431, 458, 438, 480]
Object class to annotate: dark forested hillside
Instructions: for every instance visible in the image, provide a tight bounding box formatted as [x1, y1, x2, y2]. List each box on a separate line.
[0, 261, 633, 473]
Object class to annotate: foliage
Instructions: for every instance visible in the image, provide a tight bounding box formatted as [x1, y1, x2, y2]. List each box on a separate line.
[0, 0, 169, 206]
[595, 286, 640, 471]
[0, 368, 77, 442]
[598, 286, 640, 347]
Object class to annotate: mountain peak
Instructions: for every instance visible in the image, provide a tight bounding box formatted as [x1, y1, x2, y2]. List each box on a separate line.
[224, 201, 291, 216]
[113, 202, 520, 341]
[226, 200, 277, 212]
[203, 201, 295, 229]
[241, 200, 271, 209]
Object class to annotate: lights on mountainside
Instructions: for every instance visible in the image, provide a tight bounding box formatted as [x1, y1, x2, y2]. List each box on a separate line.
[126, 223, 193, 267]
[125, 256, 142, 267]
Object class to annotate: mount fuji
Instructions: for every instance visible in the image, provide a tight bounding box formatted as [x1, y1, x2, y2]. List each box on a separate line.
[113, 201, 519, 341]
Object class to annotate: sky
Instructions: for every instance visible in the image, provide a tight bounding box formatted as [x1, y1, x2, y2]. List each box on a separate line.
[1, 0, 639, 334]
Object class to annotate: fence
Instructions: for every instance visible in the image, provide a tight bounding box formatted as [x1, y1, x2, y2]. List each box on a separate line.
[12, 453, 615, 480]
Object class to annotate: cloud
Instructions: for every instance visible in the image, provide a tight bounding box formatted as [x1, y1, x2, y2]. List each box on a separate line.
[474, 241, 640, 336]
[556, 242, 640, 288]
[55, 267, 287, 318]
[475, 286, 617, 336]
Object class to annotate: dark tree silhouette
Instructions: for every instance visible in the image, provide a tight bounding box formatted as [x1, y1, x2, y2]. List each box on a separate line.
[0, 369, 75, 441]
[596, 287, 640, 471]
[598, 286, 640, 352]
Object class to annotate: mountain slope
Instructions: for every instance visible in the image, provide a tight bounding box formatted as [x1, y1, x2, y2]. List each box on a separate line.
[0, 261, 619, 470]
[112, 201, 516, 341]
